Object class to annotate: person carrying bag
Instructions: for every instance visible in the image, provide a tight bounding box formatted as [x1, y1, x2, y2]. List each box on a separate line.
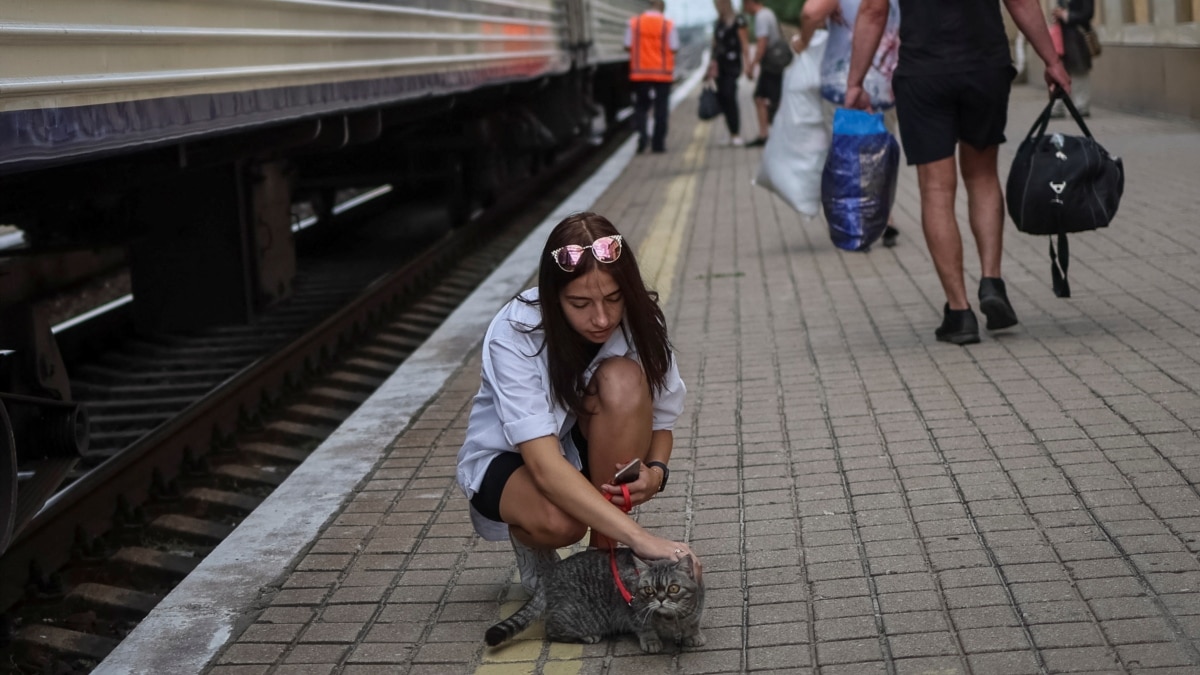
[1006, 87, 1124, 298]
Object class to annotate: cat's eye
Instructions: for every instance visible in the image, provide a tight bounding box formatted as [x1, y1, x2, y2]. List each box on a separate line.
[641, 587, 655, 597]
[668, 584, 680, 594]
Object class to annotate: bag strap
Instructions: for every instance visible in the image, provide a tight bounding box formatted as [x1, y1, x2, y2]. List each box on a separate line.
[1054, 86, 1095, 139]
[1050, 233, 1071, 298]
[1023, 86, 1095, 145]
[1023, 95, 1057, 145]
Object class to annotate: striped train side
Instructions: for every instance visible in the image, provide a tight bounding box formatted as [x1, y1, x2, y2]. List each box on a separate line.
[0, 0, 646, 175]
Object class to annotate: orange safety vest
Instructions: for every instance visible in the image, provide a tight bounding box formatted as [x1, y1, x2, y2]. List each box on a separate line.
[628, 13, 675, 83]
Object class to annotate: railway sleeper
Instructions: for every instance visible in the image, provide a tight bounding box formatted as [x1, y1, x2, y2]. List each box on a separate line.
[307, 386, 371, 407]
[341, 356, 397, 379]
[71, 381, 215, 399]
[240, 441, 309, 465]
[358, 343, 409, 362]
[111, 546, 201, 581]
[96, 352, 250, 371]
[14, 623, 119, 664]
[374, 332, 424, 351]
[285, 403, 355, 427]
[183, 487, 263, 517]
[262, 419, 335, 444]
[211, 463, 290, 489]
[88, 412, 177, 431]
[67, 582, 161, 618]
[326, 370, 386, 391]
[148, 514, 234, 546]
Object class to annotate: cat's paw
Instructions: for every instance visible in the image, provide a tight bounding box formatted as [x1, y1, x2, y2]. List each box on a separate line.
[682, 632, 706, 648]
[580, 635, 603, 644]
[638, 635, 664, 653]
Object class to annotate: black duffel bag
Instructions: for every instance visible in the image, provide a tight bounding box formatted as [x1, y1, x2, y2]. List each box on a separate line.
[1006, 88, 1124, 298]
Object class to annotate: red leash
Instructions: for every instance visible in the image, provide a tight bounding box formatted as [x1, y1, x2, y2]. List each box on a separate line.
[605, 483, 635, 604]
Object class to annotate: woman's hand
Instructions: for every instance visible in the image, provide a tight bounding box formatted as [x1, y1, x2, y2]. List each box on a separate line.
[629, 533, 703, 581]
[600, 462, 659, 508]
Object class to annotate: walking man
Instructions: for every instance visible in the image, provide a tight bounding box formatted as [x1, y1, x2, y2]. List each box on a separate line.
[847, 0, 1071, 344]
[626, 0, 680, 154]
[743, 0, 784, 147]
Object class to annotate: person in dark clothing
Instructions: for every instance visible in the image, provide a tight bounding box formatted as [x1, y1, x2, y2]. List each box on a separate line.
[743, 0, 784, 146]
[846, 0, 1071, 345]
[706, 0, 749, 146]
[1052, 0, 1095, 116]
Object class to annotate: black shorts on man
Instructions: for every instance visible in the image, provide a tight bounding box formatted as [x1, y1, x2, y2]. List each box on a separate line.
[892, 65, 1016, 166]
[753, 70, 783, 120]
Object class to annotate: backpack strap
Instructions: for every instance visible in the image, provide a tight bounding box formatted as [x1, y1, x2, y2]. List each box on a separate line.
[1050, 233, 1071, 298]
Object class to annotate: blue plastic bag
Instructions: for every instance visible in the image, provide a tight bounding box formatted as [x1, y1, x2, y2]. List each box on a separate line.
[821, 109, 900, 251]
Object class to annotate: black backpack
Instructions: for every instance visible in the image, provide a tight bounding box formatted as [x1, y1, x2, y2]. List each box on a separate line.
[1006, 88, 1124, 298]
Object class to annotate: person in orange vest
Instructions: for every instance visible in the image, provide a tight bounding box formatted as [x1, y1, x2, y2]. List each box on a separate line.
[625, 0, 680, 154]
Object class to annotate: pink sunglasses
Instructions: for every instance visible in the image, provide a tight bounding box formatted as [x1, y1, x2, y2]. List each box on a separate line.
[549, 235, 623, 272]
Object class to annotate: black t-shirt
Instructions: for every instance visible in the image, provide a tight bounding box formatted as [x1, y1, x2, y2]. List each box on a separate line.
[895, 0, 1012, 77]
[712, 15, 747, 77]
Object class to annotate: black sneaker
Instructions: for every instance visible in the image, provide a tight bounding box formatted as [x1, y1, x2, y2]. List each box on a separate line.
[978, 277, 1018, 331]
[882, 226, 899, 248]
[745, 136, 768, 148]
[935, 304, 981, 345]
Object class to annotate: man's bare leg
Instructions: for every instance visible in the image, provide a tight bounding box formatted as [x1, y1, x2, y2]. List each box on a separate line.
[754, 97, 770, 140]
[959, 142, 1018, 330]
[916, 155, 969, 310]
[959, 143, 1004, 278]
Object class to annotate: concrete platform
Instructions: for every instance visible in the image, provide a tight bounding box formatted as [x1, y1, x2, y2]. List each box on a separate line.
[102, 73, 1200, 675]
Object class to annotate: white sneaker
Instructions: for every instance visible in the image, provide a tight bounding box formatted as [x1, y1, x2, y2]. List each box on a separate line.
[509, 530, 559, 593]
[730, 136, 744, 147]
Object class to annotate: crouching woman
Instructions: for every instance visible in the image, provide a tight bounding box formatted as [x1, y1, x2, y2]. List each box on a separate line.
[456, 212, 698, 592]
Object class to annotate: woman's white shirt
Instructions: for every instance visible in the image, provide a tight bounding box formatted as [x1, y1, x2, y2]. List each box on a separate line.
[455, 288, 686, 541]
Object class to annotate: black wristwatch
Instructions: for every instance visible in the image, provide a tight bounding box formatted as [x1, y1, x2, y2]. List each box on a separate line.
[646, 461, 669, 492]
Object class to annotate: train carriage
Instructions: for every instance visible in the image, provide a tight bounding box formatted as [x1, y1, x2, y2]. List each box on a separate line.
[0, 0, 649, 557]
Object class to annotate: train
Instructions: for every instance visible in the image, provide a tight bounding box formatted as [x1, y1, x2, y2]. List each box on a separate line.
[0, 0, 674, 555]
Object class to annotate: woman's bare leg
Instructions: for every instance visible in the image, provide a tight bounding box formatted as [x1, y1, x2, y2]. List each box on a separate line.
[499, 465, 589, 549]
[577, 357, 653, 549]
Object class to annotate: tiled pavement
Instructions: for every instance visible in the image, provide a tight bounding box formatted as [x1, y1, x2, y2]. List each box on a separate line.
[204, 83, 1200, 674]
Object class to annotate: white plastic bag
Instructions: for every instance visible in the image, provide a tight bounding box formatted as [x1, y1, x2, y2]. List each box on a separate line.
[754, 31, 829, 217]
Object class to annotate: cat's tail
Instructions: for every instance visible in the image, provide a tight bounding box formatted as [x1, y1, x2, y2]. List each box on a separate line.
[485, 587, 546, 646]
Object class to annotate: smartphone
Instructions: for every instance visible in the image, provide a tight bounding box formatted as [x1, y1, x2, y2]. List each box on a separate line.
[613, 458, 642, 485]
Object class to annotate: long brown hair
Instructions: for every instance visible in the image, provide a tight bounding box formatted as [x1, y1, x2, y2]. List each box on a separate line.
[520, 212, 672, 418]
[715, 0, 736, 23]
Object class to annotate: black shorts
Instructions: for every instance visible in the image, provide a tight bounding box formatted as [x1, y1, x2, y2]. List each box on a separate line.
[892, 66, 1016, 166]
[754, 70, 783, 106]
[469, 425, 591, 523]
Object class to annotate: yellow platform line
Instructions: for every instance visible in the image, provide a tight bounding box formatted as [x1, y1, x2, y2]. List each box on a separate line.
[636, 122, 710, 306]
[475, 122, 710, 675]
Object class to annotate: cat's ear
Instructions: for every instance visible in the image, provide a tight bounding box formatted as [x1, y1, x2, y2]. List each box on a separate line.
[633, 555, 651, 575]
[675, 554, 696, 578]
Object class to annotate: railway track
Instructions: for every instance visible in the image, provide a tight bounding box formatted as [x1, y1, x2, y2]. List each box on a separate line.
[0, 130, 628, 674]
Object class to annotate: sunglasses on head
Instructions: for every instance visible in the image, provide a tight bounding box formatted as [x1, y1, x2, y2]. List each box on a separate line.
[549, 234, 623, 272]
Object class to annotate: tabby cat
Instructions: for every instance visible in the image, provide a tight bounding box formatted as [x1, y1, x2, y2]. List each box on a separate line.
[485, 547, 705, 653]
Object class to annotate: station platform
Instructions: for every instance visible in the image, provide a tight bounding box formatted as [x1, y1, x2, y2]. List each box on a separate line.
[99, 73, 1200, 675]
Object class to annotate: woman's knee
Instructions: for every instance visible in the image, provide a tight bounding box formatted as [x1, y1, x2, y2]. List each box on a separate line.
[590, 357, 650, 413]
